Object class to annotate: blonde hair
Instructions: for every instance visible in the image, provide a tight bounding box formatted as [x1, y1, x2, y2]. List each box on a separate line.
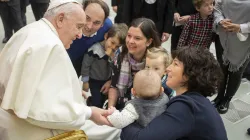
[133, 70, 162, 100]
[193, 0, 205, 8]
[146, 47, 172, 68]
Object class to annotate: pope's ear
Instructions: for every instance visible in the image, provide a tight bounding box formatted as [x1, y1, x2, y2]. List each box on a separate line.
[55, 13, 65, 28]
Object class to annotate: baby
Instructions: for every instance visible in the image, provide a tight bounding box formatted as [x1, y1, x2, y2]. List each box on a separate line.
[107, 69, 169, 129]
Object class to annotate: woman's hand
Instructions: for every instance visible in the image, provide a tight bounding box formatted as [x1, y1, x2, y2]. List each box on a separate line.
[219, 19, 240, 33]
[223, 22, 241, 33]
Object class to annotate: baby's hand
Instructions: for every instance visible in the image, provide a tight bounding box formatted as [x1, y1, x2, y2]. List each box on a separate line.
[107, 106, 116, 115]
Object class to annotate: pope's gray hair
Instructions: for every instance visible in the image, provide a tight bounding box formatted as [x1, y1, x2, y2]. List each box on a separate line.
[44, 2, 82, 18]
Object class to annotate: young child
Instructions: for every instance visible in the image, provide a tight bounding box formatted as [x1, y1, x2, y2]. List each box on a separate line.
[107, 69, 169, 129]
[177, 0, 214, 49]
[146, 47, 174, 98]
[81, 23, 128, 108]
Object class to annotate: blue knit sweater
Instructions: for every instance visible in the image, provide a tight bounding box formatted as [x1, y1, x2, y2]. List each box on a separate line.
[67, 18, 113, 63]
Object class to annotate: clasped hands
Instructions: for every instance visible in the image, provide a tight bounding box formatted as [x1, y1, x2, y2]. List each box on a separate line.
[82, 80, 114, 126]
[219, 19, 240, 33]
[89, 106, 115, 126]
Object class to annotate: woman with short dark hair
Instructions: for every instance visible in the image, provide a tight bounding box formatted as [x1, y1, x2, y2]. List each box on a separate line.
[121, 47, 228, 140]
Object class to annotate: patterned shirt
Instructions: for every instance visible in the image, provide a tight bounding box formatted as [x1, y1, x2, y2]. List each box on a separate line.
[178, 13, 214, 48]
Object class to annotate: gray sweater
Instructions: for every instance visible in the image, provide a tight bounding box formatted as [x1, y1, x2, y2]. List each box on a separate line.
[126, 93, 169, 127]
[81, 43, 112, 82]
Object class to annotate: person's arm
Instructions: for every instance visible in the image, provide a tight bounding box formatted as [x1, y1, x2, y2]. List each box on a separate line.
[177, 20, 192, 48]
[81, 52, 95, 91]
[213, 0, 225, 32]
[107, 103, 139, 129]
[26, 106, 114, 130]
[26, 106, 92, 130]
[121, 97, 195, 140]
[108, 87, 119, 108]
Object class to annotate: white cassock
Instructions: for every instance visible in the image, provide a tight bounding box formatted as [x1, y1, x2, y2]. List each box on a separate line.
[0, 18, 120, 140]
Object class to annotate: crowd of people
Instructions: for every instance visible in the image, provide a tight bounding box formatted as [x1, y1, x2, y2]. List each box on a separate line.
[0, 0, 50, 43]
[0, 0, 250, 139]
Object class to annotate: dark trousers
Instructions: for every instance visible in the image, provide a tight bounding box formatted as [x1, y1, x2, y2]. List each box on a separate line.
[31, 2, 49, 21]
[89, 78, 108, 108]
[215, 35, 250, 99]
[0, 2, 23, 38]
[243, 61, 250, 79]
[20, 0, 28, 25]
[171, 26, 183, 54]
[214, 34, 224, 65]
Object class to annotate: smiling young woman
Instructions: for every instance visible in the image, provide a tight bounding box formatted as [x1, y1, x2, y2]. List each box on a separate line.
[108, 18, 161, 109]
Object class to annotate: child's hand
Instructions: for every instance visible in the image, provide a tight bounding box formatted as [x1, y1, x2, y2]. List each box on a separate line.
[82, 90, 88, 99]
[107, 106, 116, 115]
[100, 80, 111, 94]
[105, 48, 114, 58]
[82, 82, 89, 92]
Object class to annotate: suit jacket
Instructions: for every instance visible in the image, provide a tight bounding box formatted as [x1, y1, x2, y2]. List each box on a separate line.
[122, 0, 174, 34]
[111, 0, 124, 23]
[29, 0, 49, 3]
[6, 0, 20, 6]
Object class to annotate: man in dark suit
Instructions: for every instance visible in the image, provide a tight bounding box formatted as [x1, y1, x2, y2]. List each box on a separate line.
[121, 0, 174, 42]
[0, 0, 23, 43]
[111, 0, 124, 23]
[30, 0, 50, 21]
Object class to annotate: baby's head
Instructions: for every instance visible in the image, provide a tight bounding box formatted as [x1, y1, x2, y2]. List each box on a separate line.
[104, 23, 128, 57]
[132, 69, 163, 100]
[145, 47, 172, 78]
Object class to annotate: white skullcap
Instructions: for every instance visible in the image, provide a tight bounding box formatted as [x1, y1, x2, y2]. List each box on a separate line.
[47, 0, 81, 11]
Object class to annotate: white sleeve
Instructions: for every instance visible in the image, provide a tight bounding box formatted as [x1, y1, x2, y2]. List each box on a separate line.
[107, 103, 139, 129]
[240, 23, 250, 34]
[236, 23, 250, 41]
[25, 107, 92, 130]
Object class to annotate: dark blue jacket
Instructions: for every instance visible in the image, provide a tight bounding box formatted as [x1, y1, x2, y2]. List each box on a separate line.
[67, 18, 112, 63]
[121, 92, 228, 140]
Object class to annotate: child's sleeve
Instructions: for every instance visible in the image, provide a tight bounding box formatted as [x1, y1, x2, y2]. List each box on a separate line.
[81, 52, 95, 82]
[177, 20, 192, 48]
[107, 103, 139, 129]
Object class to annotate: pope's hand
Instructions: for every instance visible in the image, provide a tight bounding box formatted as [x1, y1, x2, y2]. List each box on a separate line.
[90, 107, 114, 126]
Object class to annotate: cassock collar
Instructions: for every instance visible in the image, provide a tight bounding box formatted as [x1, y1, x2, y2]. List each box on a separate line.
[41, 18, 59, 37]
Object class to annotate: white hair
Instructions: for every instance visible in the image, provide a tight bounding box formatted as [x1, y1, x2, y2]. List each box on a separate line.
[44, 2, 82, 18]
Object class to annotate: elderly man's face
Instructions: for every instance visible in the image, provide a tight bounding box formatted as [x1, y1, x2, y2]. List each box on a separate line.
[58, 7, 86, 49]
[83, 3, 105, 36]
